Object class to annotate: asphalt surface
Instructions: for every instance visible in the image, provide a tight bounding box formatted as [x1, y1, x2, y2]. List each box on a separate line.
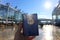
[0, 25, 60, 40]
[33, 25, 60, 40]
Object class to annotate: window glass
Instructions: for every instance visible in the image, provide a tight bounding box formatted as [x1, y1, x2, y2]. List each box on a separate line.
[14, 11, 22, 22]
[7, 8, 14, 19]
[18, 12, 22, 21]
[53, 15, 56, 19]
[57, 15, 60, 19]
[0, 5, 7, 19]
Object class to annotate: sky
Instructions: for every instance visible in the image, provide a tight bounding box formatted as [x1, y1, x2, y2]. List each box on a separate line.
[1, 0, 59, 19]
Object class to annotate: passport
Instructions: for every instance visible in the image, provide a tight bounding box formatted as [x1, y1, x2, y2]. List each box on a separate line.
[22, 14, 39, 36]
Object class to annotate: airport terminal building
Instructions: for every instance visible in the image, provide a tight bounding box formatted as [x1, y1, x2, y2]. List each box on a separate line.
[0, 3, 22, 30]
[52, 1, 60, 26]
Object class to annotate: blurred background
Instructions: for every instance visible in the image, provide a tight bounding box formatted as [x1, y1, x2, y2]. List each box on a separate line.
[0, 0, 60, 40]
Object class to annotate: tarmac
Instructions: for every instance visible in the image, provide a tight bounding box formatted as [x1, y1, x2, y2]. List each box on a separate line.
[0, 25, 60, 40]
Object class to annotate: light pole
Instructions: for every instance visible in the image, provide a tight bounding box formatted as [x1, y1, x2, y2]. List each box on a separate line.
[6, 3, 10, 28]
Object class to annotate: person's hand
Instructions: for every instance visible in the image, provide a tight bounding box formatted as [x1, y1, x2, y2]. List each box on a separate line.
[26, 36, 36, 40]
[14, 22, 36, 40]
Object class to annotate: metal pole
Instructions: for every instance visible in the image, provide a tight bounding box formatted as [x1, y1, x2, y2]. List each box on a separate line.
[6, 4, 9, 28]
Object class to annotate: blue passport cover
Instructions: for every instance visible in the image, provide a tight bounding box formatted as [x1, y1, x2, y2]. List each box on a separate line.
[22, 14, 39, 36]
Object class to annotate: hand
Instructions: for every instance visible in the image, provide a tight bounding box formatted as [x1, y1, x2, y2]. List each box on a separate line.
[26, 36, 36, 40]
[14, 22, 36, 40]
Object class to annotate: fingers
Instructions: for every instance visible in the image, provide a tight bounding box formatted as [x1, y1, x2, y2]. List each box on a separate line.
[20, 29, 23, 34]
[17, 22, 23, 33]
[26, 36, 36, 40]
